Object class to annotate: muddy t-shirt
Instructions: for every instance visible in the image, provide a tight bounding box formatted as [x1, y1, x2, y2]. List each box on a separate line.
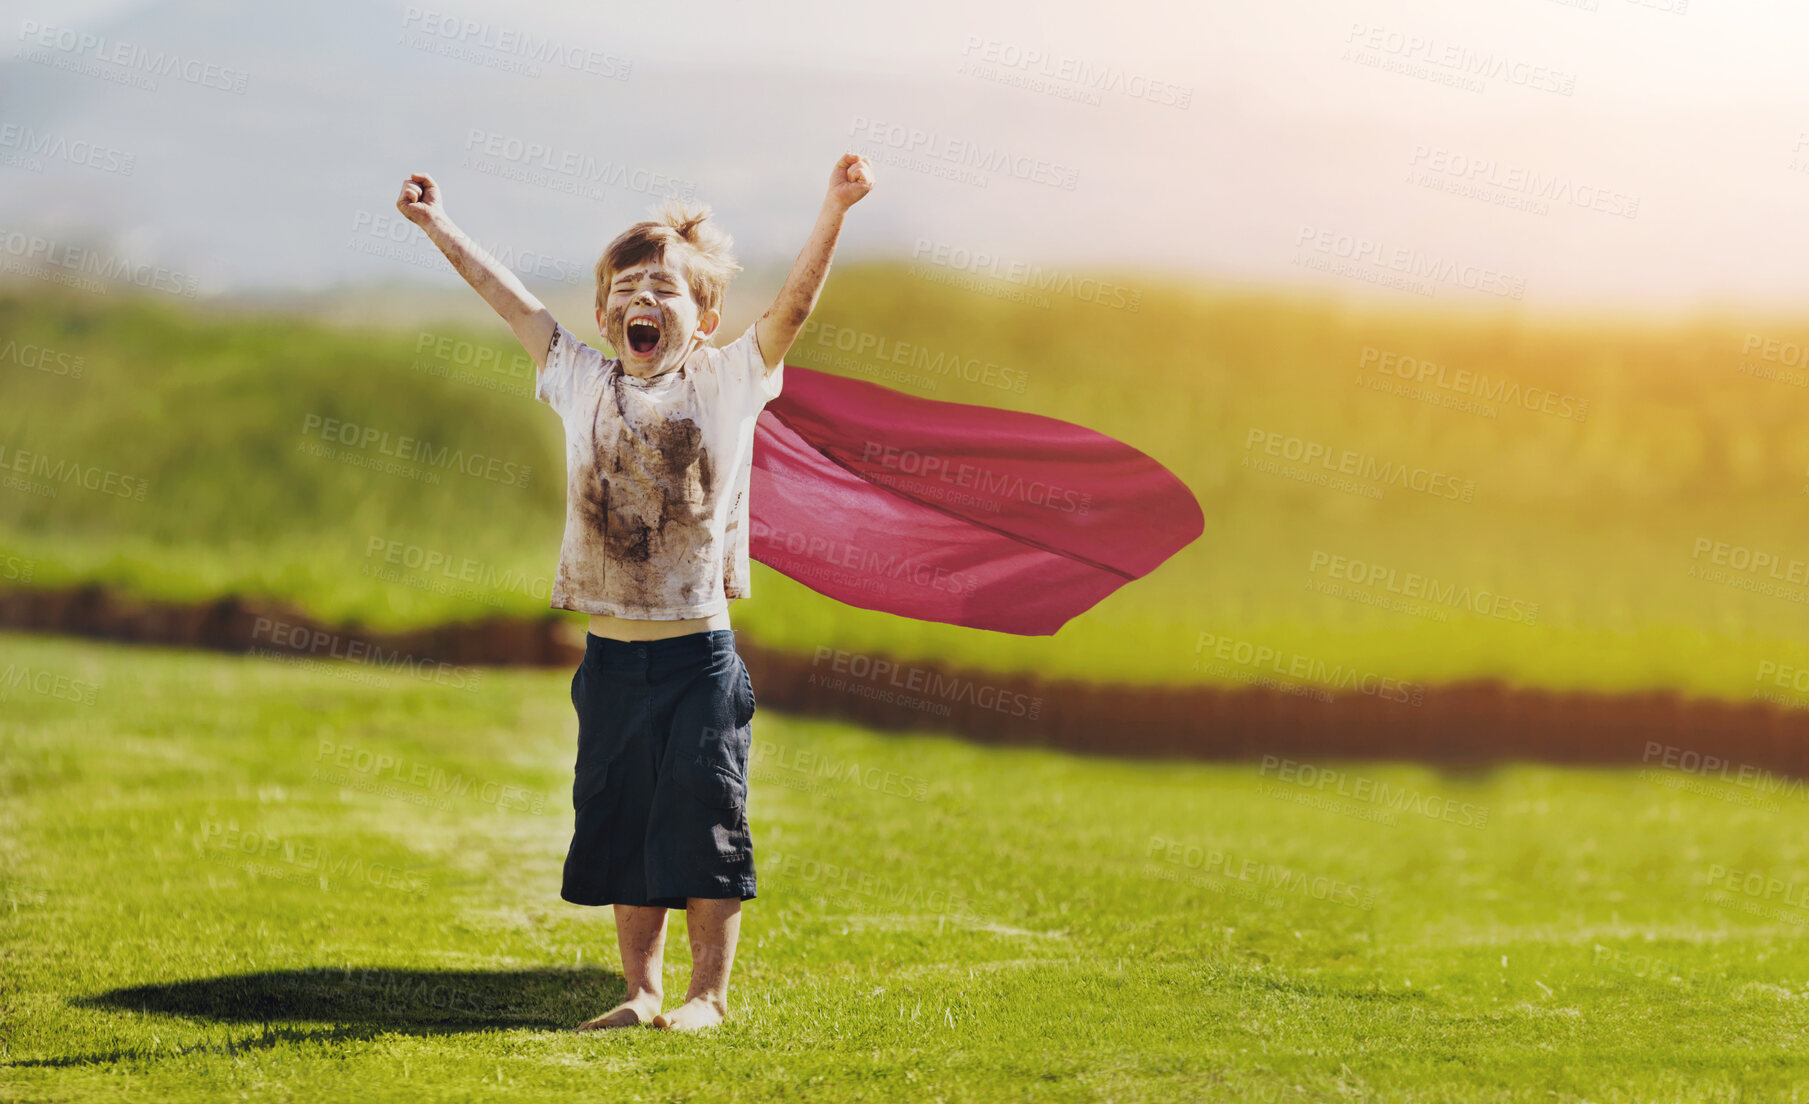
[536, 319, 782, 619]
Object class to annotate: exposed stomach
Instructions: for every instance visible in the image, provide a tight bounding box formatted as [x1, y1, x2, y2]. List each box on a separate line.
[587, 609, 730, 641]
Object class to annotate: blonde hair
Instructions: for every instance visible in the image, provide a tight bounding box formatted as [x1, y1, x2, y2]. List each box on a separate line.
[595, 198, 742, 321]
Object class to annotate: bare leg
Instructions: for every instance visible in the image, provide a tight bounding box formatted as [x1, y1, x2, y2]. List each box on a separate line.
[575, 904, 667, 1030]
[651, 897, 741, 1030]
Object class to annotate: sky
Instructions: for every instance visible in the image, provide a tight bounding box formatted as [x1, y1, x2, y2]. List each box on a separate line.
[4, 0, 1809, 316]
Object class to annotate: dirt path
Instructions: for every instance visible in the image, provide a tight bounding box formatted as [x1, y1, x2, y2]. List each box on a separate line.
[5, 583, 1805, 777]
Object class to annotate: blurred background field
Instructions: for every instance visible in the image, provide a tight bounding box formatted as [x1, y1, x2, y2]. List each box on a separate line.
[2, 272, 1805, 703]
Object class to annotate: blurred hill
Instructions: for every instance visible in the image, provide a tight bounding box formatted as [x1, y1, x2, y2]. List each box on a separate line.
[1, 269, 1805, 705]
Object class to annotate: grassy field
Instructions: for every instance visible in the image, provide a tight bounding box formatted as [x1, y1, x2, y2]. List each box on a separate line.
[6, 631, 1809, 1101]
[2, 276, 1807, 705]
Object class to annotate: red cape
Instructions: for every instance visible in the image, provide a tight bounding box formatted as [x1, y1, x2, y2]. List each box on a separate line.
[750, 365, 1203, 635]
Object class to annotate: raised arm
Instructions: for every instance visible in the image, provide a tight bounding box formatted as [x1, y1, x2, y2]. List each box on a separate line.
[395, 172, 558, 371]
[754, 153, 875, 374]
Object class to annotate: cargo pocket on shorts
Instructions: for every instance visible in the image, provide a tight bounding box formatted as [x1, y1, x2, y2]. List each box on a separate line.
[675, 657, 751, 812]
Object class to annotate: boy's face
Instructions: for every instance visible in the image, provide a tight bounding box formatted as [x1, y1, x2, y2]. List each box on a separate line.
[595, 254, 720, 379]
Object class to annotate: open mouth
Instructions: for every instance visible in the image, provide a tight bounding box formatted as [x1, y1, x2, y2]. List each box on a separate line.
[626, 317, 661, 356]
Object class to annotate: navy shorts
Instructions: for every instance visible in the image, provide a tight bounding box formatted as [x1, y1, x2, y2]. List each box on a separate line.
[559, 629, 758, 909]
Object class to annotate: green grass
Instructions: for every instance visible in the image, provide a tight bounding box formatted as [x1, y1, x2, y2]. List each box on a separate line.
[3, 276, 1807, 703]
[6, 631, 1809, 1101]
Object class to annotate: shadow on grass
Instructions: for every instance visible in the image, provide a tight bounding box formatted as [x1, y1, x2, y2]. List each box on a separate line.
[9, 968, 629, 1068]
[78, 966, 625, 1033]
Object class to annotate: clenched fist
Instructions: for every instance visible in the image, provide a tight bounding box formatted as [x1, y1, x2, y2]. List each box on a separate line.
[825, 153, 874, 211]
[396, 172, 445, 227]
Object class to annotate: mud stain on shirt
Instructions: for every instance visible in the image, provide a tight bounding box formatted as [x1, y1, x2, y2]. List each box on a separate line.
[574, 383, 716, 609]
[721, 489, 744, 598]
[542, 318, 774, 618]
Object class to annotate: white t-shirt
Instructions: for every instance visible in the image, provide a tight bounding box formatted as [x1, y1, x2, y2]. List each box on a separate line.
[535, 318, 782, 619]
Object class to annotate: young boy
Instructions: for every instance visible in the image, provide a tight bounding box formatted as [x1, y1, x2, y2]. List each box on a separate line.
[395, 153, 874, 1031]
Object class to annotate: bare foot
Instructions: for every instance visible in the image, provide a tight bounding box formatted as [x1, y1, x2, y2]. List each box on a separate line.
[575, 992, 662, 1031]
[651, 993, 727, 1031]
